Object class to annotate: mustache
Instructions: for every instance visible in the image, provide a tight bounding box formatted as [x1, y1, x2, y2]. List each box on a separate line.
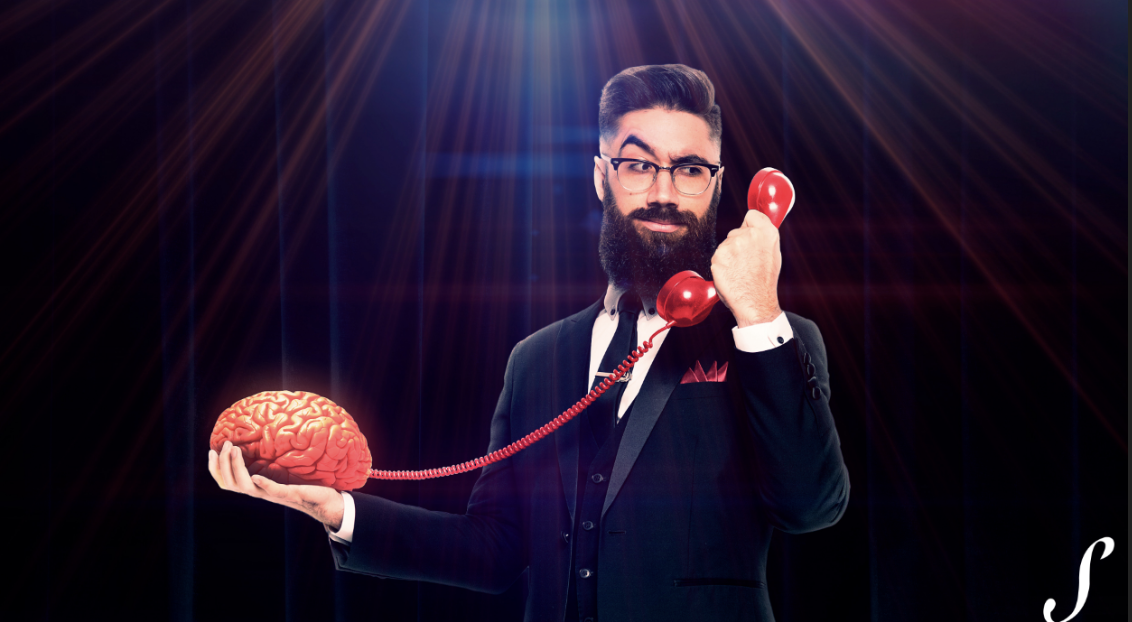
[625, 204, 698, 227]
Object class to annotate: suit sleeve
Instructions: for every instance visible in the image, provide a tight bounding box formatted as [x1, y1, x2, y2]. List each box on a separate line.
[733, 315, 850, 534]
[326, 344, 528, 594]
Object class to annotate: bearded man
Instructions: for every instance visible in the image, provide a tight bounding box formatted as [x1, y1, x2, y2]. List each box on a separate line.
[210, 64, 849, 622]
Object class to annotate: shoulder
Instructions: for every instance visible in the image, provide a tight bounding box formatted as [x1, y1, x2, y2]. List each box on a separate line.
[511, 320, 564, 361]
[510, 300, 602, 361]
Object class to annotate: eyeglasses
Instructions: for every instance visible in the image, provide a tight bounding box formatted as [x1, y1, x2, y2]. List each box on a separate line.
[599, 155, 722, 196]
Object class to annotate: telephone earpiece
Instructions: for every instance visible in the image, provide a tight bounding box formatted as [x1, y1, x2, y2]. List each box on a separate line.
[747, 167, 795, 228]
[655, 167, 795, 328]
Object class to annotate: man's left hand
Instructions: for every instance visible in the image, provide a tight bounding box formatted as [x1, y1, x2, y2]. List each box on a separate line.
[710, 209, 782, 327]
[208, 440, 345, 531]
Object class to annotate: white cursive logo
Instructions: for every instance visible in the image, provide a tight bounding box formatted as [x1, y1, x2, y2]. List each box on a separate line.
[1042, 537, 1115, 622]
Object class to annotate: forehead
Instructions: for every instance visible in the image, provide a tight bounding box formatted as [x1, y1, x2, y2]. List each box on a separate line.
[604, 108, 719, 162]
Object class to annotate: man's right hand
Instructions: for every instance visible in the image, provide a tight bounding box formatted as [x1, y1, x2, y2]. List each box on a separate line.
[208, 441, 346, 531]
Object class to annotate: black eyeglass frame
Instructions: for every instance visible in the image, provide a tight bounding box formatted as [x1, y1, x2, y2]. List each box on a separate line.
[599, 154, 723, 196]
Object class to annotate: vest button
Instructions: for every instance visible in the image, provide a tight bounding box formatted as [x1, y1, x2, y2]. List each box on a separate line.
[562, 531, 569, 543]
[591, 474, 605, 483]
[579, 568, 593, 579]
[582, 521, 594, 530]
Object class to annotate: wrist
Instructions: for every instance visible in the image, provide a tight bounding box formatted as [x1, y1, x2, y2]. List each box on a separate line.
[733, 303, 782, 328]
[315, 489, 345, 531]
[328, 489, 344, 527]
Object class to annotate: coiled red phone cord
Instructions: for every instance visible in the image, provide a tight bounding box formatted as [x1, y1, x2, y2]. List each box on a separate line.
[368, 322, 675, 481]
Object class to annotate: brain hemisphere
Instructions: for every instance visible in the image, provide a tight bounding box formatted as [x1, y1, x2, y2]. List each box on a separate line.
[210, 390, 371, 491]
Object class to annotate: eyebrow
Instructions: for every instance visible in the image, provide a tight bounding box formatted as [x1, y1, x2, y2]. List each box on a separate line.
[618, 134, 712, 166]
[619, 134, 657, 158]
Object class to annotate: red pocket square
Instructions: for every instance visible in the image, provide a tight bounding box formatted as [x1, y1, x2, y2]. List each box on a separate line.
[680, 361, 728, 384]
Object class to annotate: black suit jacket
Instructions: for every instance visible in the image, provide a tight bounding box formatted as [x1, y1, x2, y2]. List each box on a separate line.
[329, 300, 849, 621]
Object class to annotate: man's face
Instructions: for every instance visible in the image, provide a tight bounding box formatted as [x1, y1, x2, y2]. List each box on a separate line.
[594, 108, 723, 298]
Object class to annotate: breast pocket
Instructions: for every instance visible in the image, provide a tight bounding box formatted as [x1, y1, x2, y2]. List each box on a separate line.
[669, 381, 731, 401]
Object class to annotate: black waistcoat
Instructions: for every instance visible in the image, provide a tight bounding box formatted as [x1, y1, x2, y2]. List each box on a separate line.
[565, 401, 635, 622]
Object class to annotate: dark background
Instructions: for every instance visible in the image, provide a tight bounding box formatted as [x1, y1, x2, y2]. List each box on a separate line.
[0, 0, 1126, 620]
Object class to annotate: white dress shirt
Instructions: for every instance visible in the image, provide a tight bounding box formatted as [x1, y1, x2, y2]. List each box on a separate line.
[328, 284, 794, 544]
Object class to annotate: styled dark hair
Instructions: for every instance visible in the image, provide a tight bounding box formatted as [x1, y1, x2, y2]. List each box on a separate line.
[598, 64, 722, 146]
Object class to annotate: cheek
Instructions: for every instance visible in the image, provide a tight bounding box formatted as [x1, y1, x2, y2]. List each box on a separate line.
[686, 196, 714, 219]
[613, 192, 645, 216]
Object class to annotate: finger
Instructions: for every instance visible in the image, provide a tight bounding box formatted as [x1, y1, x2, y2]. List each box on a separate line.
[230, 444, 259, 496]
[250, 474, 281, 495]
[208, 449, 223, 487]
[742, 208, 771, 228]
[717, 234, 741, 252]
[711, 241, 734, 264]
[217, 441, 235, 490]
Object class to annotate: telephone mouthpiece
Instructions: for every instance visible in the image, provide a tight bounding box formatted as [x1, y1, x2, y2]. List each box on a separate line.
[656, 270, 717, 328]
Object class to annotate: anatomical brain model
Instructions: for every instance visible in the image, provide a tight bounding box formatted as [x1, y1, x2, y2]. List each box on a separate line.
[209, 390, 371, 491]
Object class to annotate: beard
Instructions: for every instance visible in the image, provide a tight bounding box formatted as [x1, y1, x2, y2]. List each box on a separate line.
[598, 178, 720, 304]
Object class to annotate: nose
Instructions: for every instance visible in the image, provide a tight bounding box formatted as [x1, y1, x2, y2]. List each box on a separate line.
[648, 168, 678, 206]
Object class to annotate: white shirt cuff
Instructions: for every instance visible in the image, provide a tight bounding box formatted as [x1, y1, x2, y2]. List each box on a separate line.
[325, 491, 355, 544]
[731, 311, 793, 352]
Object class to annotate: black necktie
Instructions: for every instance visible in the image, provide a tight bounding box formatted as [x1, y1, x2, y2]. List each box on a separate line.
[587, 292, 640, 448]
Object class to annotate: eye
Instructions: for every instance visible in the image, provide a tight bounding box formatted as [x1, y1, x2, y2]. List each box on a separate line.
[676, 165, 706, 177]
[624, 161, 655, 173]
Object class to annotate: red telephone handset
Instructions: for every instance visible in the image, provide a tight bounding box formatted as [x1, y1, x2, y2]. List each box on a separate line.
[655, 167, 795, 326]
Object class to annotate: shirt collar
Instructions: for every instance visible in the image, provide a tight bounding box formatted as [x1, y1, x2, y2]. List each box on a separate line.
[603, 283, 660, 320]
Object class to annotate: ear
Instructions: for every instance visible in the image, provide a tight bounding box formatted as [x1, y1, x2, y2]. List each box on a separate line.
[593, 156, 607, 202]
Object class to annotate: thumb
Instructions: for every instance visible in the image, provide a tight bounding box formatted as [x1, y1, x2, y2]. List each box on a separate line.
[251, 474, 292, 501]
[742, 208, 770, 228]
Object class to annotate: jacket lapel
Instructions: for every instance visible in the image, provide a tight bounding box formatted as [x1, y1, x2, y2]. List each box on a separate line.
[601, 304, 734, 519]
[555, 298, 603, 525]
